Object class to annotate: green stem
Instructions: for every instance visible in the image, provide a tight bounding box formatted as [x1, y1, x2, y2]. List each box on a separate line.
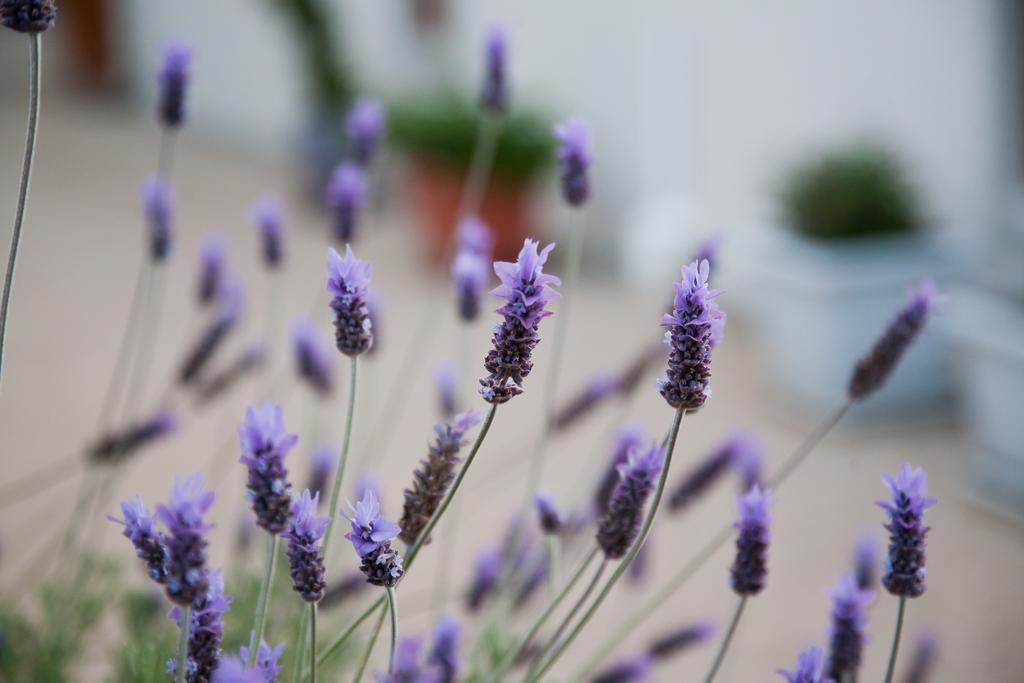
[702, 596, 747, 683]
[317, 596, 383, 667]
[386, 588, 398, 674]
[309, 603, 318, 683]
[546, 536, 558, 597]
[455, 112, 503, 228]
[883, 596, 907, 683]
[247, 534, 280, 666]
[351, 603, 387, 683]
[571, 401, 852, 681]
[293, 605, 311, 683]
[175, 605, 191, 683]
[122, 264, 166, 421]
[530, 406, 685, 682]
[322, 356, 359, 559]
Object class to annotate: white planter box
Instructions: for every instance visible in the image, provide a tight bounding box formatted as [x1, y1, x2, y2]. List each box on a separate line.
[735, 229, 954, 420]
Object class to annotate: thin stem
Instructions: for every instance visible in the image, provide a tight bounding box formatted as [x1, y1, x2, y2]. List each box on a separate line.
[386, 587, 398, 674]
[405, 403, 498, 570]
[455, 112, 503, 231]
[883, 596, 907, 683]
[317, 595, 384, 667]
[175, 605, 191, 683]
[702, 596, 747, 683]
[96, 259, 151, 431]
[247, 534, 280, 666]
[572, 400, 853, 681]
[546, 535, 558, 597]
[530, 406, 685, 682]
[351, 603, 387, 683]
[122, 264, 166, 420]
[322, 356, 359, 559]
[523, 210, 587, 502]
[309, 603, 318, 683]
[0, 33, 42, 392]
[293, 604, 311, 683]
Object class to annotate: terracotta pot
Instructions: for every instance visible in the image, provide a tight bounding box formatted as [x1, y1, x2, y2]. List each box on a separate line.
[406, 158, 533, 266]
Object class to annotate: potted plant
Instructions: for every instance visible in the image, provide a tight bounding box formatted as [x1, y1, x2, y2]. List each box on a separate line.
[389, 91, 555, 265]
[739, 143, 954, 418]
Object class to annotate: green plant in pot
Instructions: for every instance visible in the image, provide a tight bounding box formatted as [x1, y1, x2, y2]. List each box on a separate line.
[389, 91, 556, 264]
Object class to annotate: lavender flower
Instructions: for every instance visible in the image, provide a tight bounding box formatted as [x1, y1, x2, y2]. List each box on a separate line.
[512, 547, 551, 609]
[825, 573, 873, 682]
[169, 568, 232, 683]
[251, 197, 284, 269]
[657, 259, 725, 411]
[326, 245, 374, 356]
[480, 25, 508, 112]
[427, 615, 461, 683]
[552, 372, 620, 431]
[238, 641, 285, 683]
[198, 235, 227, 305]
[157, 474, 214, 606]
[902, 633, 937, 683]
[877, 463, 936, 598]
[591, 655, 652, 683]
[292, 319, 334, 396]
[346, 97, 387, 167]
[668, 437, 734, 511]
[452, 249, 489, 322]
[90, 410, 179, 465]
[554, 118, 593, 207]
[344, 490, 404, 587]
[480, 239, 561, 403]
[849, 282, 938, 401]
[306, 444, 334, 502]
[238, 403, 298, 534]
[458, 217, 494, 260]
[533, 492, 562, 534]
[158, 40, 192, 129]
[196, 345, 265, 402]
[179, 278, 245, 384]
[594, 425, 647, 516]
[325, 163, 367, 243]
[142, 176, 174, 262]
[778, 646, 834, 683]
[1, 0, 55, 33]
[399, 410, 484, 545]
[853, 532, 879, 590]
[730, 431, 765, 493]
[466, 547, 502, 611]
[108, 496, 168, 584]
[596, 441, 665, 560]
[212, 658, 262, 683]
[729, 485, 773, 596]
[647, 621, 716, 660]
[283, 489, 329, 603]
[377, 637, 438, 683]
[319, 571, 369, 609]
[433, 361, 459, 419]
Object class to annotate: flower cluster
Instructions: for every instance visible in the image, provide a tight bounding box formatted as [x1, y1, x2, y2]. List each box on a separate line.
[853, 532, 878, 590]
[592, 621, 714, 683]
[238, 403, 298, 534]
[480, 239, 560, 404]
[196, 345, 265, 402]
[169, 568, 232, 683]
[593, 425, 647, 517]
[346, 97, 387, 167]
[156, 474, 215, 606]
[433, 361, 459, 419]
[466, 547, 502, 612]
[657, 259, 725, 411]
[292, 319, 334, 396]
[345, 490, 404, 587]
[158, 40, 193, 129]
[480, 25, 508, 111]
[824, 573, 872, 682]
[179, 278, 245, 384]
[669, 430, 764, 511]
[399, 410, 483, 545]
[1, 0, 55, 33]
[325, 163, 367, 243]
[305, 444, 334, 502]
[378, 637, 438, 683]
[236, 640, 285, 683]
[108, 496, 169, 584]
[552, 372, 619, 432]
[533, 492, 562, 535]
[554, 118, 593, 206]
[729, 485, 773, 596]
[427, 615, 462, 683]
[877, 463, 936, 598]
[778, 646, 833, 683]
[142, 176, 174, 262]
[251, 197, 285, 269]
[326, 245, 374, 356]
[198, 235, 227, 305]
[283, 489, 329, 603]
[89, 410, 178, 465]
[596, 441, 665, 560]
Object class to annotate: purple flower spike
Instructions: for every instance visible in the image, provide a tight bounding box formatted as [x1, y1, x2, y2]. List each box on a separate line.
[292, 319, 334, 396]
[90, 410, 179, 465]
[480, 239, 561, 404]
[533, 492, 562, 535]
[729, 431, 765, 493]
[344, 490, 404, 587]
[647, 621, 715, 660]
[180, 277, 244, 384]
[251, 196, 285, 269]
[853, 532, 879, 590]
[306, 444, 334, 503]
[326, 245, 374, 356]
[199, 235, 228, 306]
[142, 176, 174, 262]
[377, 637, 437, 683]
[877, 463, 936, 598]
[596, 441, 665, 560]
[512, 547, 551, 609]
[825, 573, 873, 682]
[849, 281, 939, 401]
[594, 425, 647, 516]
[109, 496, 168, 585]
[903, 632, 937, 683]
[480, 24, 508, 112]
[238, 640, 285, 683]
[778, 646, 834, 683]
[212, 657, 263, 683]
[452, 249, 490, 322]
[428, 615, 462, 683]
[168, 567, 232, 682]
[433, 361, 459, 419]
[325, 163, 367, 243]
[669, 430, 764, 511]
[238, 403, 298, 534]
[158, 40, 192, 129]
[283, 489, 329, 603]
[591, 655, 653, 683]
[346, 97, 387, 167]
[552, 372, 620, 432]
[657, 259, 725, 411]
[399, 409, 484, 545]
[729, 484, 773, 596]
[466, 547, 502, 612]
[1, 0, 56, 33]
[457, 216, 494, 258]
[554, 118, 593, 207]
[157, 474, 215, 606]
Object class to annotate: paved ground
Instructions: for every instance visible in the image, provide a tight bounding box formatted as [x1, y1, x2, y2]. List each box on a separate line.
[0, 95, 1022, 681]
